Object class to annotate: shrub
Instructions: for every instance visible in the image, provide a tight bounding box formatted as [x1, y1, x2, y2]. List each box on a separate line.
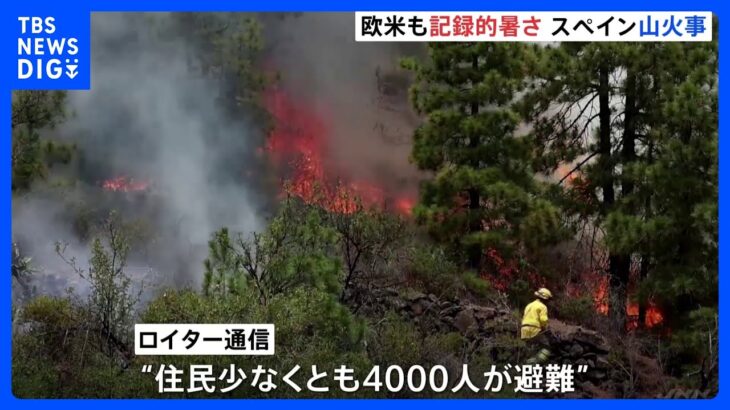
[554, 294, 596, 326]
[407, 244, 461, 299]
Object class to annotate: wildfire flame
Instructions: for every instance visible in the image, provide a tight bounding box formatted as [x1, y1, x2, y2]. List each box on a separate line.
[263, 87, 415, 215]
[102, 176, 150, 192]
[555, 163, 663, 328]
[593, 276, 664, 329]
[263, 86, 665, 330]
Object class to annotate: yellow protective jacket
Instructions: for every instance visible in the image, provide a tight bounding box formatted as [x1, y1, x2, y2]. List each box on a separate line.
[521, 299, 548, 339]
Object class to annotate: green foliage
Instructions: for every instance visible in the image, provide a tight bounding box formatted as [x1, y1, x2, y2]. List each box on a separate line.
[204, 197, 342, 303]
[524, 39, 717, 344]
[11, 242, 36, 303]
[367, 312, 423, 368]
[404, 43, 563, 276]
[11, 24, 719, 397]
[87, 236, 134, 333]
[665, 307, 718, 387]
[203, 228, 247, 298]
[554, 295, 596, 326]
[325, 202, 409, 300]
[506, 278, 531, 310]
[461, 271, 492, 299]
[407, 244, 461, 299]
[603, 42, 718, 332]
[139, 284, 368, 398]
[21, 296, 77, 335]
[13, 293, 151, 398]
[11, 90, 72, 191]
[269, 287, 366, 353]
[15, 210, 155, 397]
[519, 197, 566, 251]
[59, 212, 140, 348]
[141, 288, 262, 324]
[13, 296, 82, 397]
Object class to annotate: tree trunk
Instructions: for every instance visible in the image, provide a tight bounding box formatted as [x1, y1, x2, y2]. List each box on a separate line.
[638, 138, 654, 329]
[613, 68, 638, 329]
[638, 255, 649, 328]
[467, 54, 481, 270]
[597, 62, 624, 330]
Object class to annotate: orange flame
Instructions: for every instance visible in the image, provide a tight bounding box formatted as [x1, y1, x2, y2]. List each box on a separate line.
[593, 276, 664, 329]
[263, 87, 415, 215]
[102, 176, 149, 192]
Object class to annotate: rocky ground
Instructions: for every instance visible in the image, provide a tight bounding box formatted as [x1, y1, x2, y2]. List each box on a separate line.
[348, 284, 669, 398]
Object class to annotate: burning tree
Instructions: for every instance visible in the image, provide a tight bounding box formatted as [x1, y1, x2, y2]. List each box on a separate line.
[522, 40, 717, 339]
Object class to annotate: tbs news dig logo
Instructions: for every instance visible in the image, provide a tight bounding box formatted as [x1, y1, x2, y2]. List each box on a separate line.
[17, 17, 79, 80]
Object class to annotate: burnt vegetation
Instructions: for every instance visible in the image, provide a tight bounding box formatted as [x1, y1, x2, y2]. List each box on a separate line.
[11, 13, 717, 398]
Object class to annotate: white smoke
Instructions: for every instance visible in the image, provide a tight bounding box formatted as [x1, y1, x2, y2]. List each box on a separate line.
[13, 12, 425, 299]
[13, 13, 264, 296]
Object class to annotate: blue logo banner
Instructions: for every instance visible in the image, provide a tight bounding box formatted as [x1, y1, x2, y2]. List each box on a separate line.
[9, 7, 89, 89]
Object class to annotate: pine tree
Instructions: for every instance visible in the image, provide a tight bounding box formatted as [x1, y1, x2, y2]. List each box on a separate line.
[403, 43, 561, 273]
[524, 40, 718, 334]
[607, 41, 718, 324]
[607, 40, 717, 382]
[521, 43, 648, 328]
[11, 91, 71, 191]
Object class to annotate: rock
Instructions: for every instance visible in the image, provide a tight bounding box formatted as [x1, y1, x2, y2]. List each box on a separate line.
[384, 288, 399, 297]
[595, 357, 610, 369]
[411, 301, 424, 316]
[471, 306, 497, 321]
[402, 289, 427, 302]
[391, 298, 407, 311]
[453, 309, 477, 333]
[569, 343, 585, 357]
[441, 316, 455, 328]
[439, 305, 461, 317]
[588, 370, 607, 381]
[579, 381, 614, 399]
[572, 329, 610, 353]
[347, 282, 617, 396]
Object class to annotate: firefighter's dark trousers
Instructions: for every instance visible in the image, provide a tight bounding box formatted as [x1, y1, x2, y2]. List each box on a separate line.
[522, 330, 552, 364]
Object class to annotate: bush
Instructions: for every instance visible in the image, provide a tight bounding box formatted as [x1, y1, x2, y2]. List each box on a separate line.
[664, 307, 718, 390]
[407, 244, 461, 299]
[507, 278, 532, 309]
[269, 287, 366, 353]
[366, 312, 423, 368]
[554, 294, 596, 326]
[461, 271, 493, 300]
[203, 197, 342, 303]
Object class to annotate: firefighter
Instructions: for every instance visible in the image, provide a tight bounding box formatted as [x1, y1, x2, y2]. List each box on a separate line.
[521, 288, 553, 364]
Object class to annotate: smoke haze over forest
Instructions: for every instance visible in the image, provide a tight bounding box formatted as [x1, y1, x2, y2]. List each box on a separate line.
[12, 13, 423, 296]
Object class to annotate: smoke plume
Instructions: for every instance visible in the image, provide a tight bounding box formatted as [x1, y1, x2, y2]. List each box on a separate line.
[14, 13, 265, 295]
[261, 13, 423, 198]
[12, 12, 423, 298]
